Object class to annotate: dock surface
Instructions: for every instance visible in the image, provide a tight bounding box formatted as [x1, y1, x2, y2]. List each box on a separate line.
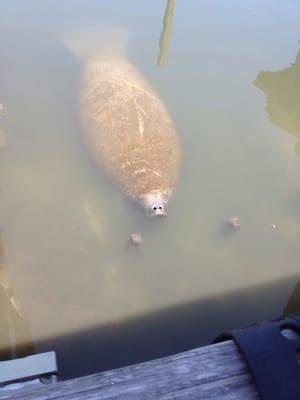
[0, 341, 259, 400]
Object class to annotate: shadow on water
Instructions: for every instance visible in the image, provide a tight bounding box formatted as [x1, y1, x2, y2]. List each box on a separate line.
[34, 274, 298, 380]
[254, 49, 300, 155]
[0, 264, 298, 379]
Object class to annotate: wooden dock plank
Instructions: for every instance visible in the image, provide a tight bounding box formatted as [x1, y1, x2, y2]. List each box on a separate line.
[0, 352, 57, 384]
[0, 341, 259, 400]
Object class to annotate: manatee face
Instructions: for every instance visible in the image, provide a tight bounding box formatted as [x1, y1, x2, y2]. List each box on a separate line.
[140, 192, 169, 218]
[150, 200, 167, 217]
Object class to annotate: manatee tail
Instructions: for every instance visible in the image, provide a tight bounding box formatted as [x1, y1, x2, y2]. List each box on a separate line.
[61, 26, 128, 61]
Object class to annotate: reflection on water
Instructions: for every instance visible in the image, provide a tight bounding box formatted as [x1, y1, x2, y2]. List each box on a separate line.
[157, 0, 175, 67]
[1, 0, 300, 379]
[0, 238, 34, 360]
[0, 107, 33, 360]
[254, 50, 300, 155]
[0, 105, 7, 148]
[254, 49, 300, 316]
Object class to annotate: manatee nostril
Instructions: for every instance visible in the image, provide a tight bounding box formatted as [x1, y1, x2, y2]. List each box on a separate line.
[158, 206, 163, 210]
[153, 207, 157, 211]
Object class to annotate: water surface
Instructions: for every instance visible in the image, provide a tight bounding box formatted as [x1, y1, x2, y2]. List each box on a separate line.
[0, 0, 300, 379]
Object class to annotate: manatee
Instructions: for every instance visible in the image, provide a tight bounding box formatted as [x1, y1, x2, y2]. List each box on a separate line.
[80, 52, 180, 217]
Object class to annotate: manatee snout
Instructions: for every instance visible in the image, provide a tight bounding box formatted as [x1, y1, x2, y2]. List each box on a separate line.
[150, 201, 167, 218]
[141, 192, 169, 218]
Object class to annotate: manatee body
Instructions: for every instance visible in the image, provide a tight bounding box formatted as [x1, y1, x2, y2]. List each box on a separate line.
[81, 56, 179, 216]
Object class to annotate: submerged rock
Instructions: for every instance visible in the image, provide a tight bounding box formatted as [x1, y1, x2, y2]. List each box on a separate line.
[0, 104, 8, 116]
[228, 217, 240, 229]
[129, 233, 143, 247]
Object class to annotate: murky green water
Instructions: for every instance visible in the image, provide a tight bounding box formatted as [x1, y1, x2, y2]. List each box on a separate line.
[1, 0, 300, 379]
